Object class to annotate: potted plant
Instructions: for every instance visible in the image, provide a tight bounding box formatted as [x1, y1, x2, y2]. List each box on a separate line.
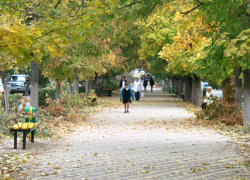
[87, 90, 97, 102]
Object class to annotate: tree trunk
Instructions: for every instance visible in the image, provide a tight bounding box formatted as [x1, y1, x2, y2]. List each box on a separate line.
[192, 77, 196, 104]
[73, 76, 79, 94]
[87, 79, 93, 95]
[235, 67, 242, 107]
[95, 76, 101, 96]
[178, 78, 182, 96]
[56, 79, 61, 100]
[168, 76, 172, 90]
[184, 76, 192, 102]
[30, 60, 39, 116]
[194, 74, 202, 106]
[182, 77, 185, 93]
[222, 78, 230, 98]
[244, 69, 250, 127]
[67, 78, 72, 95]
[167, 76, 170, 90]
[103, 74, 108, 89]
[92, 79, 96, 91]
[172, 77, 175, 94]
[85, 80, 89, 95]
[1, 71, 9, 113]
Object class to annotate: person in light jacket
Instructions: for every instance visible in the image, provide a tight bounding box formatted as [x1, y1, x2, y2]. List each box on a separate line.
[120, 82, 134, 113]
[201, 86, 214, 109]
[132, 77, 143, 102]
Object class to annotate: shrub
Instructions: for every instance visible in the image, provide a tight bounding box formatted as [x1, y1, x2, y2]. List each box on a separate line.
[79, 86, 85, 93]
[195, 96, 243, 126]
[1, 94, 22, 113]
[62, 92, 90, 109]
[39, 88, 56, 107]
[44, 92, 92, 116]
[9, 94, 22, 112]
[222, 83, 235, 103]
[106, 76, 119, 90]
[203, 89, 206, 97]
[0, 115, 13, 137]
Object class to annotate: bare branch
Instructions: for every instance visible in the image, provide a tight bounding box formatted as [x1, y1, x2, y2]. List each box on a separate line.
[72, 6, 81, 17]
[8, 3, 26, 12]
[17, 0, 32, 10]
[180, 0, 203, 15]
[54, 0, 62, 9]
[119, 1, 144, 9]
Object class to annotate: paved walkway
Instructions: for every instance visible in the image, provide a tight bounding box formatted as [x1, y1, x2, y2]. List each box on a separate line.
[16, 91, 249, 179]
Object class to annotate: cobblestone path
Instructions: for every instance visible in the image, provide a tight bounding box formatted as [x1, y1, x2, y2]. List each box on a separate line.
[18, 91, 249, 179]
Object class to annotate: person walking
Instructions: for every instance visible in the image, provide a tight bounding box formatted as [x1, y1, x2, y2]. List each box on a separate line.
[143, 80, 148, 91]
[119, 76, 127, 91]
[132, 77, 143, 102]
[120, 82, 134, 113]
[150, 77, 155, 92]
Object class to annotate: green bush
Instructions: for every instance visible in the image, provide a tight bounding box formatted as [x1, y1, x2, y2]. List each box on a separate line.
[79, 86, 85, 93]
[106, 76, 119, 90]
[9, 94, 22, 112]
[1, 94, 22, 113]
[39, 88, 56, 107]
[0, 115, 13, 137]
[203, 89, 206, 97]
[61, 92, 90, 109]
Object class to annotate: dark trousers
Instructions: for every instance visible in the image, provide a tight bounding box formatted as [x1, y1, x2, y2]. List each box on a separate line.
[135, 92, 140, 101]
[201, 103, 207, 109]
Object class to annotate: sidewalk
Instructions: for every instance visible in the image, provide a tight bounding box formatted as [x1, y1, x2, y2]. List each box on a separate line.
[14, 91, 249, 179]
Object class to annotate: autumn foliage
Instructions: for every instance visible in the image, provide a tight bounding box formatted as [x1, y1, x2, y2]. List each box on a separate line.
[195, 84, 242, 126]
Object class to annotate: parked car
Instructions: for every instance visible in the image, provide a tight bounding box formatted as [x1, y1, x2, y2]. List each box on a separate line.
[0, 79, 3, 95]
[8, 74, 31, 96]
[203, 83, 210, 90]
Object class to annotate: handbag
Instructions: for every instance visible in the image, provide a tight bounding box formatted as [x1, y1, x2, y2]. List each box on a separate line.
[141, 92, 144, 97]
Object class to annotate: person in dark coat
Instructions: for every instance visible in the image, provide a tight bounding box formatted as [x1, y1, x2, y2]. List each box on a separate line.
[119, 76, 127, 91]
[120, 82, 134, 113]
[150, 77, 155, 92]
[143, 76, 148, 91]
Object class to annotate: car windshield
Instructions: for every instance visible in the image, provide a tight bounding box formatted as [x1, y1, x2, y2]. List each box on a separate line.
[10, 76, 25, 82]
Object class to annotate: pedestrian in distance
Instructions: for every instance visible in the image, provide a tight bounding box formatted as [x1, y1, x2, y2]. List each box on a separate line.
[150, 77, 155, 92]
[132, 77, 143, 102]
[143, 75, 149, 91]
[143, 80, 148, 91]
[119, 76, 127, 91]
[120, 82, 134, 113]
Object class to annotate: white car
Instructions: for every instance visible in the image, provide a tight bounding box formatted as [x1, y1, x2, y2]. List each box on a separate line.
[0, 80, 3, 94]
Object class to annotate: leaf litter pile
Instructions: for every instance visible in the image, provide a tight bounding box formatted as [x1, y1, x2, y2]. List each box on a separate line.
[1, 91, 250, 179]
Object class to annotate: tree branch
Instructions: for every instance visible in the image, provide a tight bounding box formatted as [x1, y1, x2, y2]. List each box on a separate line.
[126, 0, 159, 34]
[8, 3, 26, 12]
[119, 1, 144, 9]
[54, 0, 62, 9]
[17, 0, 32, 10]
[180, 0, 203, 15]
[72, 6, 81, 17]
